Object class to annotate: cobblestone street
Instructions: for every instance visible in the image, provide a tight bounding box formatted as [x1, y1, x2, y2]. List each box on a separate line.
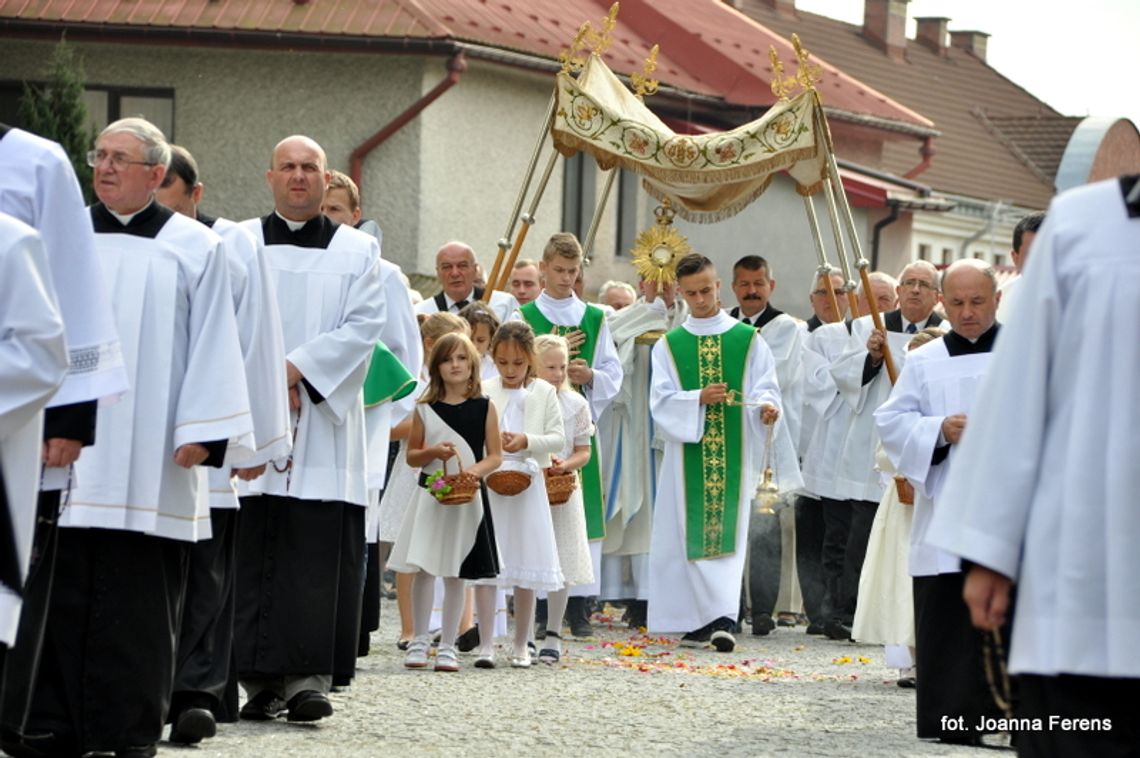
[189, 607, 997, 757]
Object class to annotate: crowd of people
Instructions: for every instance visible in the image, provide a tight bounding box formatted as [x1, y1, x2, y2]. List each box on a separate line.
[0, 115, 1135, 758]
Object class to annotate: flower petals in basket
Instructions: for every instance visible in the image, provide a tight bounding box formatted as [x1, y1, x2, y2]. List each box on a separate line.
[544, 468, 578, 505]
[426, 456, 479, 505]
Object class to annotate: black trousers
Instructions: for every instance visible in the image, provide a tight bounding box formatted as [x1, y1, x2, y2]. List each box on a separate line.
[842, 499, 878, 623]
[16, 527, 188, 753]
[235, 496, 344, 680]
[818, 497, 850, 623]
[1015, 674, 1140, 758]
[171, 508, 238, 721]
[913, 573, 1008, 741]
[0, 491, 62, 738]
[332, 505, 366, 685]
[794, 495, 826, 624]
[746, 509, 781, 622]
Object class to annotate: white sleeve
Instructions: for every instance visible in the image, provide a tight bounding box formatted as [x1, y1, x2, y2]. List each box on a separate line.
[649, 339, 704, 445]
[585, 317, 623, 420]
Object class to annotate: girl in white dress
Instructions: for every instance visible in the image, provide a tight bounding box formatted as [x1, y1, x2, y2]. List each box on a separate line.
[378, 312, 469, 648]
[388, 332, 502, 672]
[479, 321, 566, 668]
[533, 335, 595, 664]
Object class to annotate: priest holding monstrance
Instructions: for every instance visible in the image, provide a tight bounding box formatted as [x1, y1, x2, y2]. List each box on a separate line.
[646, 253, 795, 653]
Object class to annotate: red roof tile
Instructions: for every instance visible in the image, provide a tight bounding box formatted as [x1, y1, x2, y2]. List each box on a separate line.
[0, 0, 934, 133]
[739, 3, 1061, 208]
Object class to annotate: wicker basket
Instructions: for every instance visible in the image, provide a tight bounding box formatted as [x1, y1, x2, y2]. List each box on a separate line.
[544, 469, 578, 505]
[435, 456, 479, 506]
[894, 476, 915, 506]
[487, 469, 532, 496]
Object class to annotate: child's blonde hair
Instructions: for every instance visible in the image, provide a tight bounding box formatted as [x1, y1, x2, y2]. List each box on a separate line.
[420, 311, 470, 342]
[420, 332, 483, 404]
[907, 326, 946, 351]
[533, 334, 571, 391]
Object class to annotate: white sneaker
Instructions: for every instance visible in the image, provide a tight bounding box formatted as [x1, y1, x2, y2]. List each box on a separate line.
[434, 644, 460, 672]
[404, 636, 430, 669]
[474, 648, 496, 669]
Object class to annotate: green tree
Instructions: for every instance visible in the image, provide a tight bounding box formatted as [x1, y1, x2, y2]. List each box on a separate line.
[19, 35, 95, 201]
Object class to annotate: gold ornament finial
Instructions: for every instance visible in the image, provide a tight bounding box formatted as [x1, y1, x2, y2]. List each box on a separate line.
[631, 44, 660, 100]
[559, 22, 592, 73]
[791, 33, 822, 92]
[596, 2, 620, 54]
[768, 45, 795, 101]
[768, 34, 822, 101]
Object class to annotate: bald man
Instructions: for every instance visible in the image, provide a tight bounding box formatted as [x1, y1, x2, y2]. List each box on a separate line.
[234, 136, 385, 723]
[415, 241, 519, 324]
[875, 259, 1005, 745]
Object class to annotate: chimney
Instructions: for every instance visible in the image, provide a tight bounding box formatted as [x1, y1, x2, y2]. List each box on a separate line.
[950, 30, 989, 61]
[914, 17, 949, 53]
[863, 0, 909, 62]
[724, 0, 796, 17]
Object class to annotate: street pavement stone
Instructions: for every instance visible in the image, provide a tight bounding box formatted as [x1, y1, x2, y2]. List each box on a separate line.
[181, 608, 996, 757]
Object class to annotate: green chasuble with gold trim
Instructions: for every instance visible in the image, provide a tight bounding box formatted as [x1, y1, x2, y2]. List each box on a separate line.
[520, 300, 607, 540]
[664, 323, 755, 560]
[363, 342, 417, 407]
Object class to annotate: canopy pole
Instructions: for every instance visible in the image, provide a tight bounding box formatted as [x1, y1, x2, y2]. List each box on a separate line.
[802, 194, 843, 321]
[582, 169, 618, 261]
[823, 145, 898, 384]
[821, 178, 862, 321]
[494, 149, 561, 292]
[484, 92, 557, 300]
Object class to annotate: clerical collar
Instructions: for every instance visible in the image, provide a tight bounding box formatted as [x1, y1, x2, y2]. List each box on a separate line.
[274, 211, 310, 231]
[944, 323, 1000, 356]
[108, 199, 155, 226]
[90, 200, 172, 239]
[262, 212, 338, 248]
[537, 291, 580, 307]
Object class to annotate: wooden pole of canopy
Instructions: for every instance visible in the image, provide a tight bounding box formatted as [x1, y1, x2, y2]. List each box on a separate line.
[582, 169, 617, 260]
[802, 194, 843, 322]
[494, 149, 561, 292]
[823, 146, 898, 384]
[483, 92, 557, 301]
[821, 179, 862, 321]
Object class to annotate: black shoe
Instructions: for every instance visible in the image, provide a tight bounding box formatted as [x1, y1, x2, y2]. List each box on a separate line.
[776, 612, 797, 627]
[566, 597, 592, 639]
[1, 728, 78, 758]
[679, 620, 713, 648]
[823, 620, 853, 641]
[286, 690, 334, 722]
[751, 615, 776, 636]
[897, 676, 917, 689]
[626, 599, 648, 629]
[239, 690, 287, 721]
[456, 625, 480, 653]
[805, 621, 826, 635]
[115, 745, 157, 758]
[710, 629, 736, 652]
[169, 706, 217, 744]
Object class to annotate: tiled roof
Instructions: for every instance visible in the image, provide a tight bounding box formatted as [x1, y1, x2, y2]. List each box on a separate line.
[0, 0, 934, 133]
[740, 3, 1064, 208]
[977, 112, 1082, 186]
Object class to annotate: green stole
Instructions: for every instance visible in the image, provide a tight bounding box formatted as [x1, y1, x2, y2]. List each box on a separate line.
[664, 323, 755, 560]
[520, 300, 607, 540]
[362, 342, 418, 407]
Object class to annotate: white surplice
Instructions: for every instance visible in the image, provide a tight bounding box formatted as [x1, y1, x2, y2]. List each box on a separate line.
[66, 206, 254, 542]
[799, 321, 857, 497]
[828, 315, 917, 501]
[0, 128, 128, 410]
[204, 217, 291, 509]
[241, 217, 386, 507]
[928, 179, 1140, 678]
[414, 287, 519, 325]
[646, 311, 787, 633]
[0, 214, 68, 645]
[873, 337, 993, 577]
[756, 312, 806, 450]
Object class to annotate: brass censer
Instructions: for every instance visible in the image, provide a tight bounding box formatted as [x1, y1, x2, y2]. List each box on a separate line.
[726, 390, 780, 514]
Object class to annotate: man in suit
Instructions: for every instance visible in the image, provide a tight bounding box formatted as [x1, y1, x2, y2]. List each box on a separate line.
[729, 256, 805, 635]
[414, 241, 518, 324]
[823, 260, 942, 642]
